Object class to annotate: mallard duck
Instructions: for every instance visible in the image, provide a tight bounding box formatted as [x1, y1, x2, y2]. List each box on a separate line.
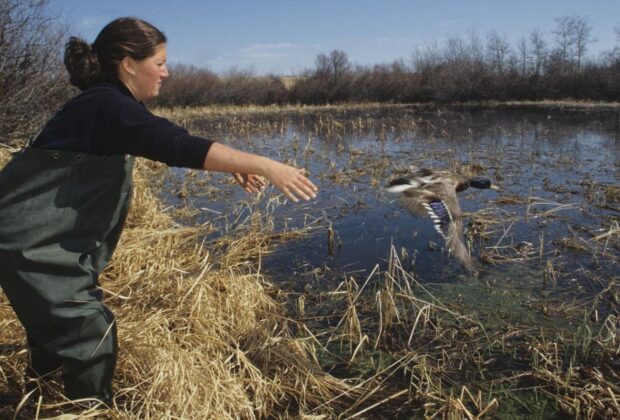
[386, 168, 498, 272]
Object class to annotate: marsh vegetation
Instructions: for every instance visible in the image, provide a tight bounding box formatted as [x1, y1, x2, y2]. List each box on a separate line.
[0, 102, 618, 419]
[152, 103, 618, 418]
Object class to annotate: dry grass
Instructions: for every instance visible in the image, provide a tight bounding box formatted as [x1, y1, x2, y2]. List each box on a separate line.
[153, 102, 412, 122]
[154, 100, 620, 122]
[481, 100, 620, 109]
[0, 148, 361, 418]
[303, 246, 620, 419]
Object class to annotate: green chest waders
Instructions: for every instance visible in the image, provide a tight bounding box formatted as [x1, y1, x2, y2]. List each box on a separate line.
[0, 147, 134, 401]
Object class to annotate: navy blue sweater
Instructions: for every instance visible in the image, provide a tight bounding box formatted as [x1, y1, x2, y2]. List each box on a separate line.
[32, 81, 213, 169]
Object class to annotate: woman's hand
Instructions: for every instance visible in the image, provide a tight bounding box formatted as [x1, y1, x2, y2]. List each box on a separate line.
[202, 143, 318, 202]
[263, 161, 318, 203]
[233, 173, 266, 193]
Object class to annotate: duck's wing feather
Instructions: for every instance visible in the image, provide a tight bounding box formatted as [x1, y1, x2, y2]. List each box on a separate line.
[399, 188, 454, 239]
[422, 199, 452, 240]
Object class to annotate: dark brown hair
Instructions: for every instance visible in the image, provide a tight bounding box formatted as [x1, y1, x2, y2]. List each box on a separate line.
[64, 17, 166, 90]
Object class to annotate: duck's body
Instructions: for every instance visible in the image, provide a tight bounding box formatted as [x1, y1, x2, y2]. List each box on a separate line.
[386, 168, 496, 272]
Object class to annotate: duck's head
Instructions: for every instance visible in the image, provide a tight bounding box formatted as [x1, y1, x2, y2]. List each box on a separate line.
[468, 177, 500, 190]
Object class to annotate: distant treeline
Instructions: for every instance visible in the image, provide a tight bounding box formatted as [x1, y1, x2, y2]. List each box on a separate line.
[155, 17, 620, 107]
[2, 1, 620, 143]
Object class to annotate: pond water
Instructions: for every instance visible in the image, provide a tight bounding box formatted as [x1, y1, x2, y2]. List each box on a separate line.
[166, 106, 619, 297]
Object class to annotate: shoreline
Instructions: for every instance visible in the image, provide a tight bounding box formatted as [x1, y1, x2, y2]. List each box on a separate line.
[154, 99, 620, 120]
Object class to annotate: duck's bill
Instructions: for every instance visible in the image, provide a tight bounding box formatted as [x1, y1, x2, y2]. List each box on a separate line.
[490, 184, 501, 191]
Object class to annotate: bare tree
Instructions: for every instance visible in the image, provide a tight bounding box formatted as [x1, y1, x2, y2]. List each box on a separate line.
[313, 50, 350, 84]
[329, 49, 350, 85]
[314, 50, 351, 85]
[0, 0, 70, 144]
[411, 41, 441, 73]
[510, 53, 522, 75]
[552, 16, 576, 73]
[444, 36, 468, 63]
[486, 30, 511, 74]
[516, 37, 529, 75]
[467, 29, 485, 64]
[606, 25, 620, 65]
[530, 29, 547, 76]
[572, 16, 595, 71]
[306, 50, 352, 102]
[314, 53, 331, 78]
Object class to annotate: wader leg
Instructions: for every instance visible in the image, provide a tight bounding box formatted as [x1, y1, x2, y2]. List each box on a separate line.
[58, 304, 117, 401]
[0, 252, 117, 402]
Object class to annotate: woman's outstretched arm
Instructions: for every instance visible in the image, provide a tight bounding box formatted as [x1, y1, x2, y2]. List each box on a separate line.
[202, 142, 318, 202]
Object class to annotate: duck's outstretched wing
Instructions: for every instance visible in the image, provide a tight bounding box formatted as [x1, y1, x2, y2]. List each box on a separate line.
[400, 185, 475, 272]
[400, 188, 455, 241]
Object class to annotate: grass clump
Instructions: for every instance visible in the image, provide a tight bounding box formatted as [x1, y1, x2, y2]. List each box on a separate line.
[0, 148, 359, 418]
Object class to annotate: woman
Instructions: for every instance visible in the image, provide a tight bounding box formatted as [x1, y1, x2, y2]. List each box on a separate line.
[0, 17, 317, 405]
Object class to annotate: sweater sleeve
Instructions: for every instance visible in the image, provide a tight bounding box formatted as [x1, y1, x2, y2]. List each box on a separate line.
[101, 95, 214, 169]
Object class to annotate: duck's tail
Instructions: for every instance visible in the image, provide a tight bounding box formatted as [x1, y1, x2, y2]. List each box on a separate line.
[446, 221, 476, 272]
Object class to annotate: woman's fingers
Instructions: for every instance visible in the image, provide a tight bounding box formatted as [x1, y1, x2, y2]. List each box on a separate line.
[260, 161, 319, 202]
[235, 167, 318, 202]
[292, 179, 317, 201]
[281, 186, 298, 203]
[233, 173, 252, 192]
[233, 173, 267, 193]
[299, 173, 318, 194]
[279, 170, 318, 202]
[248, 174, 267, 189]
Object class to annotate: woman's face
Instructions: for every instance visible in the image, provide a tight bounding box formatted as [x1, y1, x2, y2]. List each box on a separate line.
[122, 43, 169, 101]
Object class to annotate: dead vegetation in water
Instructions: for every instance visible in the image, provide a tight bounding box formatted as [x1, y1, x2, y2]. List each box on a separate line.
[154, 102, 421, 148]
[158, 104, 619, 418]
[153, 104, 619, 417]
[583, 181, 620, 210]
[293, 246, 619, 418]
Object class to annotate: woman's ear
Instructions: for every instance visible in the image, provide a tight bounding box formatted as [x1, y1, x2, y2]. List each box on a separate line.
[120, 56, 136, 77]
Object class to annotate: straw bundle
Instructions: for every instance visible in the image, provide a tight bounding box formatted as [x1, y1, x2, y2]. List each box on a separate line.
[0, 149, 356, 418]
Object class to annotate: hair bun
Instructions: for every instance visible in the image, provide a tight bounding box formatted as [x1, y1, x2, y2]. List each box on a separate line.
[64, 36, 101, 90]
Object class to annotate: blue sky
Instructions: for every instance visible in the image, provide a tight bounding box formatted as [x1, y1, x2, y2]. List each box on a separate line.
[48, 0, 619, 75]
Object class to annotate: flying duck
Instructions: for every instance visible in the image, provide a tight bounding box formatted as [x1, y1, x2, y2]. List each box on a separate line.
[386, 168, 498, 272]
